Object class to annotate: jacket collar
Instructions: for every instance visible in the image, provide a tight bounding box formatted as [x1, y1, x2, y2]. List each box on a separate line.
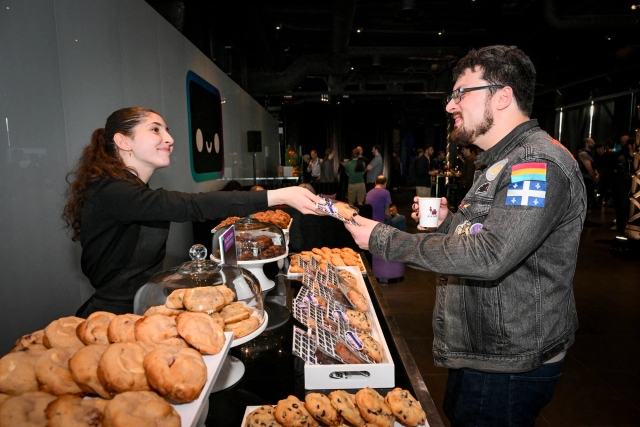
[476, 119, 540, 169]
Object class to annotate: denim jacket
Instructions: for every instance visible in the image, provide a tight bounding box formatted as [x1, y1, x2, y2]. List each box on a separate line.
[370, 120, 585, 373]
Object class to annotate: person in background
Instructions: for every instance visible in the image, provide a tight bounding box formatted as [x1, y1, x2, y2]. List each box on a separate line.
[613, 134, 628, 153]
[365, 175, 406, 231]
[356, 146, 369, 184]
[390, 151, 402, 191]
[306, 149, 321, 182]
[436, 150, 447, 172]
[365, 145, 383, 192]
[337, 158, 349, 202]
[415, 145, 438, 197]
[62, 107, 319, 317]
[344, 148, 366, 205]
[344, 45, 585, 425]
[577, 137, 598, 212]
[458, 145, 478, 195]
[598, 140, 617, 206]
[320, 148, 336, 183]
[300, 154, 311, 183]
[613, 138, 635, 239]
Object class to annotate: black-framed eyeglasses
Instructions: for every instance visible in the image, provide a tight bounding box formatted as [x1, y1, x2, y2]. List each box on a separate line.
[446, 85, 505, 104]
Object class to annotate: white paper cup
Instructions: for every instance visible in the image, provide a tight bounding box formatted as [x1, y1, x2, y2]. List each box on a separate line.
[418, 197, 440, 228]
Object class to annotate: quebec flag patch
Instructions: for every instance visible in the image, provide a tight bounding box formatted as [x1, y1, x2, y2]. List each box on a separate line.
[505, 180, 546, 207]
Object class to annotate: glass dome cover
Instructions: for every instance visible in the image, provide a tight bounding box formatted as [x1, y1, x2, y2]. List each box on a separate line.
[211, 216, 287, 262]
[133, 244, 264, 320]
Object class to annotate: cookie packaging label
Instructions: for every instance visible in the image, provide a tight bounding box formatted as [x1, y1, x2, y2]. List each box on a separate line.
[337, 317, 376, 364]
[292, 287, 311, 326]
[315, 196, 361, 226]
[345, 331, 364, 350]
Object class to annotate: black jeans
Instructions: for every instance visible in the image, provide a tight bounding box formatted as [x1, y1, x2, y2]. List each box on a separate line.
[443, 359, 564, 427]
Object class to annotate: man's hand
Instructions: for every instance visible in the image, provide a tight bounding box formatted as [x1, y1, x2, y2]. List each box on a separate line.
[411, 196, 449, 230]
[344, 215, 379, 250]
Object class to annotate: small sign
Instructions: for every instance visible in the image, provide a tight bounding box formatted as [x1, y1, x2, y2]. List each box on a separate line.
[219, 225, 237, 266]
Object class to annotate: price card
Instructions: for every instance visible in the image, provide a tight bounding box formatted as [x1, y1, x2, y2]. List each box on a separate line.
[219, 225, 237, 266]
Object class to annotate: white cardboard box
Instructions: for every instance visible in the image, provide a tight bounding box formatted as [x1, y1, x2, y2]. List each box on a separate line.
[302, 267, 395, 390]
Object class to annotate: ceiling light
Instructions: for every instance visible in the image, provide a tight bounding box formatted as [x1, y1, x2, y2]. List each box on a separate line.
[632, 4, 639, 10]
[350, 67, 354, 70]
[275, 24, 281, 30]
[356, 28, 362, 33]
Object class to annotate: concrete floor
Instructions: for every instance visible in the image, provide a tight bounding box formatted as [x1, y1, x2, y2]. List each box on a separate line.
[380, 188, 640, 426]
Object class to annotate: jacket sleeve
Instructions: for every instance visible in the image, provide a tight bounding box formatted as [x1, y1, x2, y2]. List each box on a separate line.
[89, 179, 269, 223]
[369, 160, 579, 279]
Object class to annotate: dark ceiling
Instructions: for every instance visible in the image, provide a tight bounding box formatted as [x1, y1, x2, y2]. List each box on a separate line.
[146, 0, 640, 124]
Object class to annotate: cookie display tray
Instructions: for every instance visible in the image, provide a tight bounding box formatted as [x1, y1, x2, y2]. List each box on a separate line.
[304, 266, 394, 390]
[286, 253, 367, 278]
[240, 405, 431, 427]
[336, 253, 367, 276]
[173, 331, 233, 427]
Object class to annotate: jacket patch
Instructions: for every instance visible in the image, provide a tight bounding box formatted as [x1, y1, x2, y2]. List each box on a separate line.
[485, 158, 508, 181]
[454, 221, 472, 235]
[475, 182, 491, 194]
[470, 223, 483, 234]
[511, 162, 547, 183]
[506, 181, 546, 207]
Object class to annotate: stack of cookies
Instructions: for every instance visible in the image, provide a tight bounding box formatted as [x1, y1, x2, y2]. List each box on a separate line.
[213, 209, 292, 231]
[291, 247, 365, 272]
[146, 285, 262, 340]
[0, 283, 259, 425]
[245, 387, 426, 427]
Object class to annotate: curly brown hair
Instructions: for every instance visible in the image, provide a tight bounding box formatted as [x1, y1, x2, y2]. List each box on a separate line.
[452, 45, 536, 117]
[62, 107, 158, 241]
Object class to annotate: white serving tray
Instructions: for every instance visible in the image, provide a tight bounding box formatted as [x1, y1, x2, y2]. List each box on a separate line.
[303, 266, 394, 390]
[240, 404, 430, 427]
[173, 332, 234, 427]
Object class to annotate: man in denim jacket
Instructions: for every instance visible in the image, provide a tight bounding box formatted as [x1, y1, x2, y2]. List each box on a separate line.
[346, 45, 585, 426]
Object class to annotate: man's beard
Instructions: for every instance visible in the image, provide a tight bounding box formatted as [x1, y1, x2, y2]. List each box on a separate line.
[450, 103, 494, 147]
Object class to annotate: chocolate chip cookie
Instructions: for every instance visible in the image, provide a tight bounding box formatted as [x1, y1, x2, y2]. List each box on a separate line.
[274, 395, 318, 427]
[355, 387, 395, 427]
[304, 393, 342, 426]
[384, 388, 426, 426]
[328, 390, 365, 426]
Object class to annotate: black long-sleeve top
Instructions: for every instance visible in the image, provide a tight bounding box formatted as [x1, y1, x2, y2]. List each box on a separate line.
[80, 175, 268, 305]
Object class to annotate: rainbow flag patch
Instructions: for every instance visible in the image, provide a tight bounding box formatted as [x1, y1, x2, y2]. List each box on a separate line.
[511, 162, 547, 183]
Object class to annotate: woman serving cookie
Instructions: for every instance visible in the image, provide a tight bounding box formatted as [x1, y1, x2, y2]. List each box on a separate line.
[63, 107, 319, 317]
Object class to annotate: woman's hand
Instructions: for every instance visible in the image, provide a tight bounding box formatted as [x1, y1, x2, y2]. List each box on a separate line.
[344, 215, 379, 250]
[411, 196, 449, 230]
[268, 186, 320, 214]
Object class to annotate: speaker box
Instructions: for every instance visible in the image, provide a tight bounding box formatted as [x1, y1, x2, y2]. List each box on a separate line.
[247, 131, 262, 153]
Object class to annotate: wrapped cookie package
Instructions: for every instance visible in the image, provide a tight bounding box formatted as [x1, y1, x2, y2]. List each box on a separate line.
[315, 196, 361, 226]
